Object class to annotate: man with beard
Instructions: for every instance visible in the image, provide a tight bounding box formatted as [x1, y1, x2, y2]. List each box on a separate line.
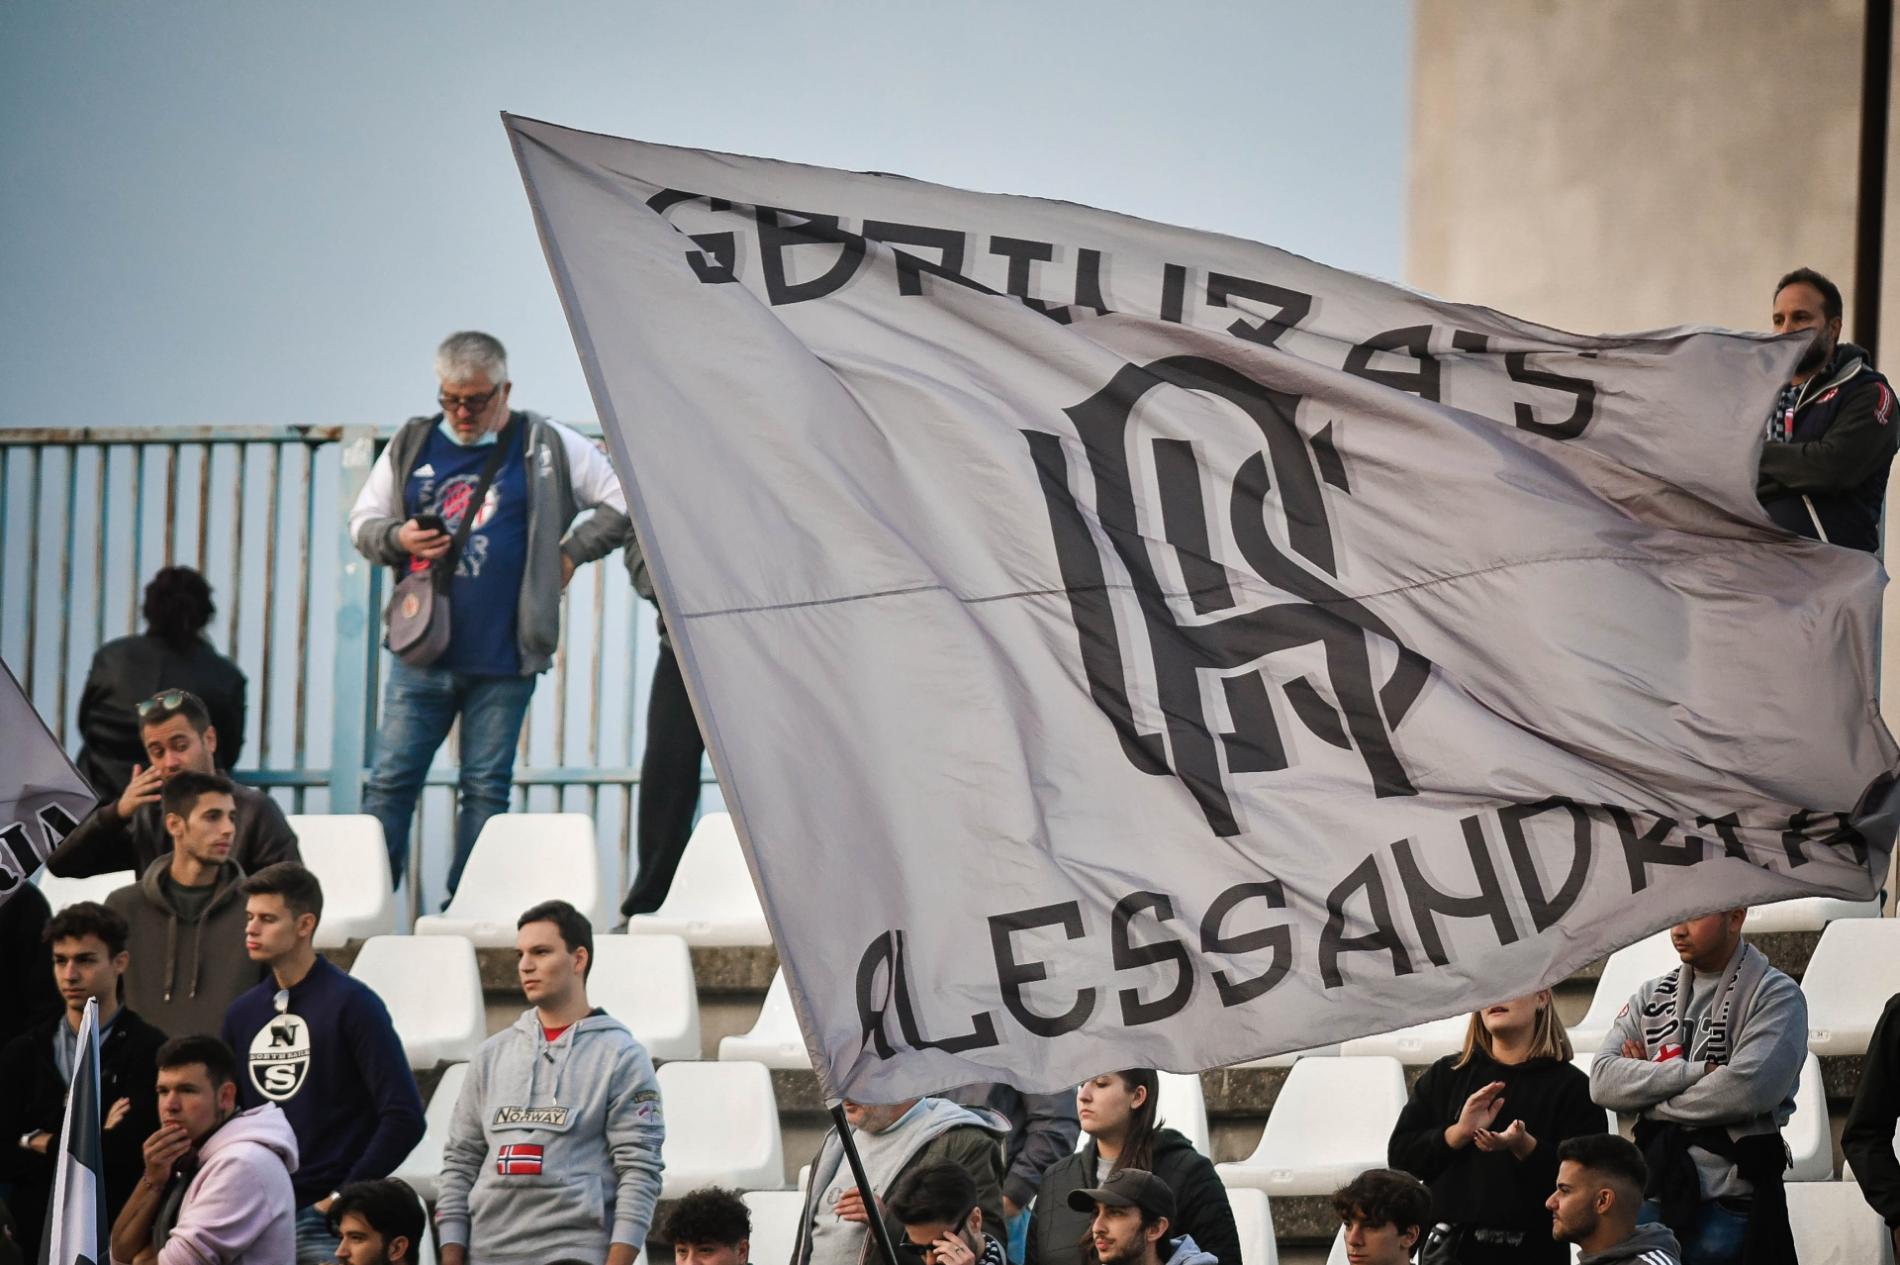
[1757, 266, 1898, 551]
[1547, 1135, 1682, 1265]
[1067, 1169, 1213, 1265]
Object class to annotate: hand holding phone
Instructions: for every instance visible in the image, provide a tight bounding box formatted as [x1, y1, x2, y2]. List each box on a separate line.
[399, 515, 452, 560]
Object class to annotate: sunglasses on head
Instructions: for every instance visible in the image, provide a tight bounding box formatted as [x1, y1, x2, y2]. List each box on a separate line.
[136, 689, 194, 718]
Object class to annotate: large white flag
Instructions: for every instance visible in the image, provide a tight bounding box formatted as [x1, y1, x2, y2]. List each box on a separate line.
[1, 658, 97, 909]
[507, 115, 1898, 1100]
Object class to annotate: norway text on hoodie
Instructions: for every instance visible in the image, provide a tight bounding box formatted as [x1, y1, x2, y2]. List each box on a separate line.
[434, 1008, 665, 1264]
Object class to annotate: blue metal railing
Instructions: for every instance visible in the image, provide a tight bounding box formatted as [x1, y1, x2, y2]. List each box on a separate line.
[0, 424, 684, 917]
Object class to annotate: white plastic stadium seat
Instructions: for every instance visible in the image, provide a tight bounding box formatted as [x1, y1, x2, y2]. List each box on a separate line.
[34, 868, 136, 912]
[1158, 1071, 1212, 1157]
[1567, 930, 1683, 1056]
[742, 1189, 806, 1265]
[1745, 895, 1881, 934]
[414, 1187, 439, 1265]
[415, 813, 607, 945]
[1338, 1014, 1469, 1062]
[1805, 919, 1900, 1056]
[656, 1060, 785, 1197]
[1217, 1056, 1407, 1196]
[1785, 1051, 1831, 1181]
[1567, 1056, 1617, 1132]
[1225, 1186, 1278, 1265]
[1786, 1180, 1897, 1264]
[626, 813, 771, 946]
[286, 814, 396, 948]
[391, 1061, 468, 1201]
[348, 935, 485, 1067]
[585, 934, 701, 1062]
[719, 970, 812, 1069]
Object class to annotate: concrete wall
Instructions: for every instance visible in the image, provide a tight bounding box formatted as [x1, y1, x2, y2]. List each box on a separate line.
[1408, 0, 1867, 338]
[1409, 1, 1900, 902]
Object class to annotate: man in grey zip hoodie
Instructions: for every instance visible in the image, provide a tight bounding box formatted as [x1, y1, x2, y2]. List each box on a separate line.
[437, 900, 663, 1265]
[349, 331, 631, 893]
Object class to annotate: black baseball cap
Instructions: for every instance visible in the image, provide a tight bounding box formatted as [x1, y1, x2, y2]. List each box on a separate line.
[1066, 1168, 1175, 1222]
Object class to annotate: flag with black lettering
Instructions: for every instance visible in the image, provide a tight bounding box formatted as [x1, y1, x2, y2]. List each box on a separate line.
[507, 114, 1899, 1100]
[47, 997, 108, 1265]
[0, 658, 97, 908]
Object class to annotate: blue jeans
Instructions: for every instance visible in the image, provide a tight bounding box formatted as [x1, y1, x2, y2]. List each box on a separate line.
[294, 1203, 340, 1265]
[363, 659, 537, 894]
[1640, 1199, 1748, 1265]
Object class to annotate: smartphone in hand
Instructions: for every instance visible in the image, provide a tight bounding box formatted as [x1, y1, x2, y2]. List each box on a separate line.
[413, 513, 448, 535]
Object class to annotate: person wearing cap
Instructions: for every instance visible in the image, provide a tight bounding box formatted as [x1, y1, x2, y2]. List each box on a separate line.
[887, 1160, 1009, 1265]
[1066, 1168, 1214, 1265]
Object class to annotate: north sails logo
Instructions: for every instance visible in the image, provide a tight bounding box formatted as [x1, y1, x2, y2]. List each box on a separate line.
[1024, 355, 1432, 836]
[247, 1013, 311, 1101]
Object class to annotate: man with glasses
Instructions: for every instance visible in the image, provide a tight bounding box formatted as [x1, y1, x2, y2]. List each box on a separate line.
[889, 1161, 1009, 1265]
[347, 330, 630, 896]
[222, 862, 423, 1265]
[46, 687, 300, 879]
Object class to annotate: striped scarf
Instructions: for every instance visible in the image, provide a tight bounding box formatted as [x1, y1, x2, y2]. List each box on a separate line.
[1639, 941, 1768, 1066]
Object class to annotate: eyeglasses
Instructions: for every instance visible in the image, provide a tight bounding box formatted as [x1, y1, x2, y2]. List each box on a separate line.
[136, 689, 195, 718]
[438, 385, 503, 415]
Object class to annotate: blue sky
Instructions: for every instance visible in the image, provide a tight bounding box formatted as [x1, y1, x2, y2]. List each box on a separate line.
[0, 1, 1412, 428]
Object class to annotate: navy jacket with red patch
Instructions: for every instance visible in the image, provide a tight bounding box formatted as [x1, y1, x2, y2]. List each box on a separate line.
[1758, 342, 1897, 552]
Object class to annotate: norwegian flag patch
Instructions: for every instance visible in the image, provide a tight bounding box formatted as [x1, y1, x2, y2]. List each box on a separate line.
[1818, 388, 1839, 405]
[497, 1143, 544, 1175]
[1878, 383, 1894, 425]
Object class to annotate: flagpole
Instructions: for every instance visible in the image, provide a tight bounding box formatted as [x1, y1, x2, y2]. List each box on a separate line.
[828, 1104, 906, 1265]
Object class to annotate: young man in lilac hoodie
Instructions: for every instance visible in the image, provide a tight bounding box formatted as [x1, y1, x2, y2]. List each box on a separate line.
[109, 1035, 298, 1265]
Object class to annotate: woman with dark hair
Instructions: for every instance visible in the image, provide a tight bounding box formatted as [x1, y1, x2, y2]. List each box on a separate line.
[1026, 1071, 1238, 1265]
[1387, 991, 1605, 1264]
[75, 565, 246, 799]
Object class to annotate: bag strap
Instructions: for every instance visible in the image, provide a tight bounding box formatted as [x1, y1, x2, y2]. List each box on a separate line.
[436, 414, 521, 582]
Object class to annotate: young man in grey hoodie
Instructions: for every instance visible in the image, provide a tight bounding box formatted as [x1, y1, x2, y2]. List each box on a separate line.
[1548, 1134, 1682, 1265]
[1588, 909, 1804, 1264]
[436, 899, 664, 1265]
[105, 771, 262, 1040]
[1067, 1168, 1213, 1265]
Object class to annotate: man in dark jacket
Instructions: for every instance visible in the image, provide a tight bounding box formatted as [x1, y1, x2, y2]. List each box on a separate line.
[104, 772, 262, 1039]
[1028, 1127, 1238, 1265]
[1844, 991, 1900, 1256]
[75, 565, 247, 803]
[0, 901, 166, 1261]
[0, 881, 59, 1053]
[1757, 266, 1898, 551]
[46, 688, 299, 879]
[944, 1083, 1080, 1257]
